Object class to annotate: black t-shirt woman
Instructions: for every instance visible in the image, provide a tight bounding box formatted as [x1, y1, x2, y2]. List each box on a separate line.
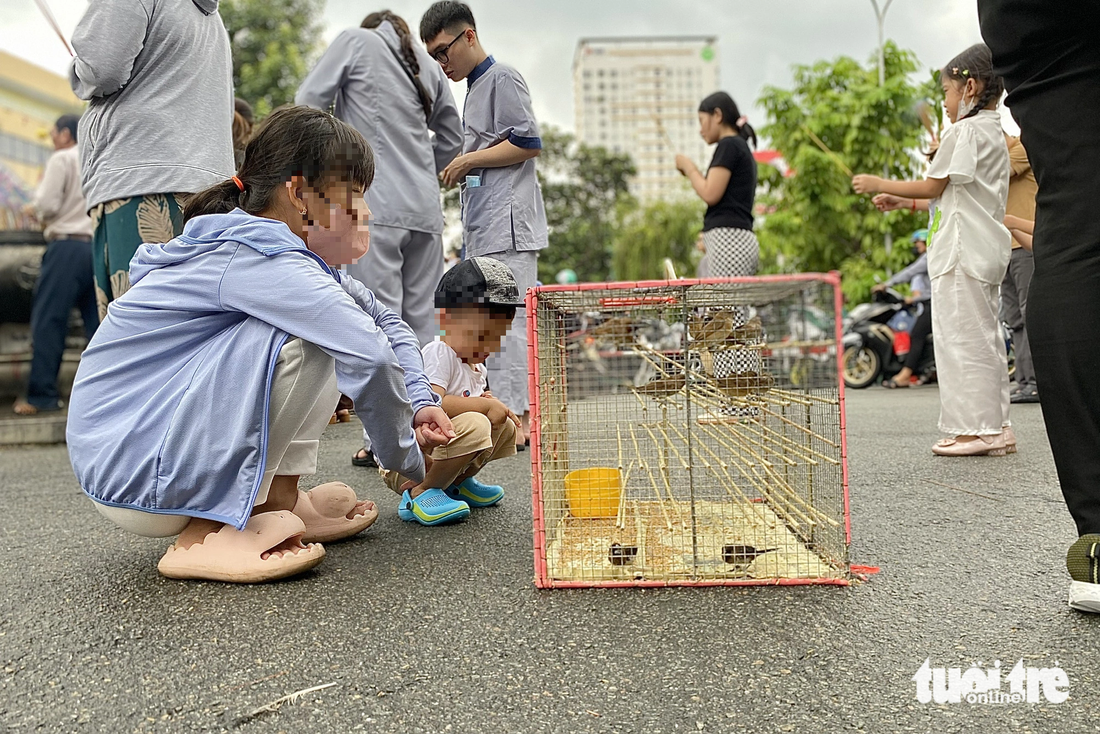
[675, 92, 759, 278]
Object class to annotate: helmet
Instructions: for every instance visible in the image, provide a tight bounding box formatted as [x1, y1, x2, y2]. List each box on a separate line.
[910, 229, 929, 243]
[555, 268, 578, 285]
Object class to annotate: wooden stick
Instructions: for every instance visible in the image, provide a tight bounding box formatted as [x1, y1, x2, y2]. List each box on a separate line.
[629, 424, 673, 530]
[616, 460, 634, 529]
[34, 0, 74, 57]
[642, 423, 685, 526]
[770, 388, 840, 406]
[616, 425, 624, 472]
[674, 422, 773, 525]
[757, 404, 839, 448]
[800, 123, 853, 176]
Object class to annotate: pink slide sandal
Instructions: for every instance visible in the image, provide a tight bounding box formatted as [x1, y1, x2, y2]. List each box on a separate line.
[157, 511, 325, 583]
[293, 482, 378, 543]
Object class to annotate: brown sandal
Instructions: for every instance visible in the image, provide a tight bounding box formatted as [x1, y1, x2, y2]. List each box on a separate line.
[292, 482, 378, 543]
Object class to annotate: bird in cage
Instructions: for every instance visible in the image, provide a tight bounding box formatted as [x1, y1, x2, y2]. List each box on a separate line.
[726, 315, 764, 345]
[589, 316, 637, 348]
[688, 310, 735, 351]
[722, 544, 777, 565]
[634, 375, 686, 398]
[712, 370, 776, 398]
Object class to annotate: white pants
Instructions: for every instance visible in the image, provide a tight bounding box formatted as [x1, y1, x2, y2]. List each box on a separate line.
[481, 249, 538, 415]
[94, 338, 341, 536]
[931, 267, 1011, 436]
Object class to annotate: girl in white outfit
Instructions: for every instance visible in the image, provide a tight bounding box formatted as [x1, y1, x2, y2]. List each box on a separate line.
[853, 44, 1013, 457]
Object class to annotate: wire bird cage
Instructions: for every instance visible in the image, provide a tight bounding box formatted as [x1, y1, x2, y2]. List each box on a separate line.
[527, 274, 851, 588]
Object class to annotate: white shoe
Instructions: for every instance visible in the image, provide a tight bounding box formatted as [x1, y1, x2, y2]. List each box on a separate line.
[1068, 581, 1100, 613]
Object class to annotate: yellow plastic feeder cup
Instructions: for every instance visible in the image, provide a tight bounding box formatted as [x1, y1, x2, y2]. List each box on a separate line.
[564, 468, 622, 519]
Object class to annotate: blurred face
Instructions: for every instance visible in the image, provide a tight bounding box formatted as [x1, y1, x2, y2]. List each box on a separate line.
[296, 179, 371, 266]
[913, 239, 927, 254]
[49, 126, 73, 150]
[425, 27, 477, 81]
[697, 110, 724, 145]
[942, 76, 979, 124]
[440, 307, 512, 363]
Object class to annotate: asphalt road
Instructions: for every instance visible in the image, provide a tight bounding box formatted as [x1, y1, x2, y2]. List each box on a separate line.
[1, 387, 1097, 733]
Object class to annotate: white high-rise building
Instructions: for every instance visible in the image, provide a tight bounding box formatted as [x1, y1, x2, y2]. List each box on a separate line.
[573, 36, 720, 202]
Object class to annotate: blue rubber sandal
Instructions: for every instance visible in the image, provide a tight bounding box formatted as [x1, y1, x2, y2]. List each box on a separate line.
[398, 488, 470, 526]
[445, 477, 505, 508]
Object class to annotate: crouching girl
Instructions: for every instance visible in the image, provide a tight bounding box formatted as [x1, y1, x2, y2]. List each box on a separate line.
[66, 106, 454, 583]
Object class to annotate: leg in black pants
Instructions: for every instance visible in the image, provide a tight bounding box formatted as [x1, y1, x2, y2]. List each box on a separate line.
[980, 2, 1100, 536]
[25, 238, 99, 410]
[903, 302, 932, 375]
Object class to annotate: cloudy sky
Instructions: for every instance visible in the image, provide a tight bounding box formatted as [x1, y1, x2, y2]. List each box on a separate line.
[3, 0, 988, 133]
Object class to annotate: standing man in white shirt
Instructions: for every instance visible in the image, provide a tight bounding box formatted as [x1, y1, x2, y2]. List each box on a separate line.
[15, 115, 97, 415]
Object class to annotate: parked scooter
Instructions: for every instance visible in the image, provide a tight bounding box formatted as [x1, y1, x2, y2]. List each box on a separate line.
[842, 288, 1016, 389]
[842, 288, 934, 389]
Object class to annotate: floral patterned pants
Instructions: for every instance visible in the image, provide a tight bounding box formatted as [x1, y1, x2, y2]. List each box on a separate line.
[89, 193, 184, 321]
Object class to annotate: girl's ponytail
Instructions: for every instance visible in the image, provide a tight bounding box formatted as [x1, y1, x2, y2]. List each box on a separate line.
[183, 106, 374, 224]
[699, 91, 757, 149]
[182, 178, 243, 222]
[362, 11, 434, 122]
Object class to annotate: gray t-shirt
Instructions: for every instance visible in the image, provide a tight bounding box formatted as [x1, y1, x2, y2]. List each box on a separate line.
[69, 0, 234, 209]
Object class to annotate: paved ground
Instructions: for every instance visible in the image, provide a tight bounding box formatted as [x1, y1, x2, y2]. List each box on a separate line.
[1, 388, 1097, 733]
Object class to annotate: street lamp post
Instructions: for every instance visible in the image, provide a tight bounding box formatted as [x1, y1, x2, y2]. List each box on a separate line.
[871, 0, 895, 260]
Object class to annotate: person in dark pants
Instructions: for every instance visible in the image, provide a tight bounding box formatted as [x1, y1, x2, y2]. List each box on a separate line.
[15, 114, 98, 415]
[978, 0, 1100, 612]
[875, 230, 932, 389]
[1003, 135, 1038, 404]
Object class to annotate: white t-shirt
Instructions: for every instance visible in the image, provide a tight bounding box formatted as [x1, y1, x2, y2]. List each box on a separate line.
[421, 339, 488, 397]
[925, 109, 1012, 285]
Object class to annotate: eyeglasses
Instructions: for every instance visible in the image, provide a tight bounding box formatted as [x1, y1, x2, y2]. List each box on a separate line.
[431, 32, 465, 64]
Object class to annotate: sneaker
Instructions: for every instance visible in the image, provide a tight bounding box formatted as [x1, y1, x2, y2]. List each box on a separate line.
[398, 488, 470, 526]
[1067, 534, 1100, 613]
[446, 477, 505, 507]
[1010, 386, 1040, 404]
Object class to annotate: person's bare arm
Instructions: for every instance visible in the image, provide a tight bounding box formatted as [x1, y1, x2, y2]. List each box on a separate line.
[677, 155, 733, 206]
[853, 175, 949, 200]
[436, 387, 492, 419]
[441, 141, 539, 187]
[1009, 229, 1033, 251]
[872, 194, 931, 213]
[1004, 215, 1034, 235]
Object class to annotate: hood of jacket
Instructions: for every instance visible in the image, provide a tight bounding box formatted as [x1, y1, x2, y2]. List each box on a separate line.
[129, 209, 323, 285]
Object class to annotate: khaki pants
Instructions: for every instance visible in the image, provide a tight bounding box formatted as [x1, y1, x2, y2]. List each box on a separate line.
[383, 411, 517, 493]
[94, 338, 340, 536]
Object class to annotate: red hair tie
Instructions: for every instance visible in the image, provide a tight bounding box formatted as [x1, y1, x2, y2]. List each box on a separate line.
[231, 175, 245, 191]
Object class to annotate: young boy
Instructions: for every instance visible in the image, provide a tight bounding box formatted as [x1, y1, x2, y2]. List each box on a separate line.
[387, 257, 523, 526]
[420, 1, 548, 449]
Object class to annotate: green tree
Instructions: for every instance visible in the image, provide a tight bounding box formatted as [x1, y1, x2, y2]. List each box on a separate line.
[611, 199, 705, 281]
[537, 126, 636, 283]
[756, 42, 941, 302]
[220, 0, 324, 116]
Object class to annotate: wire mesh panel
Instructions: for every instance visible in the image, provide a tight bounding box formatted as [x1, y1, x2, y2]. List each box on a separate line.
[527, 274, 851, 588]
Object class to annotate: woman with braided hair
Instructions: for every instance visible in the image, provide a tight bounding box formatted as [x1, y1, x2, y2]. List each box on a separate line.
[296, 9, 463, 468]
[853, 44, 1014, 457]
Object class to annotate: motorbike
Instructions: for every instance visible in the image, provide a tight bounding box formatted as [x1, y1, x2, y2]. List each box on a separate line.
[842, 288, 1016, 389]
[841, 288, 935, 389]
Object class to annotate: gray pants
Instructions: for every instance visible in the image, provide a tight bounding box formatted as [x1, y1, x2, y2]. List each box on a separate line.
[1002, 247, 1035, 389]
[348, 224, 443, 452]
[482, 249, 538, 415]
[347, 223, 444, 347]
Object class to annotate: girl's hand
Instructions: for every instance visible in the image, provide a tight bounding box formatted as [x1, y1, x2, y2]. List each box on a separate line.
[852, 175, 883, 195]
[872, 194, 907, 212]
[414, 405, 455, 451]
[674, 154, 694, 176]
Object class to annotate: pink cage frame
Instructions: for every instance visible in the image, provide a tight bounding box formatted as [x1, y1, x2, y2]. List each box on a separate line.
[526, 272, 852, 589]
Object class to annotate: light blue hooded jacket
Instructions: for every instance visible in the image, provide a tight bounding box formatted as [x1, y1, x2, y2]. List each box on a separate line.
[67, 209, 438, 529]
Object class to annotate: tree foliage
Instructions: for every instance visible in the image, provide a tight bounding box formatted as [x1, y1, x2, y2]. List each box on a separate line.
[756, 42, 942, 302]
[537, 127, 636, 283]
[220, 0, 324, 116]
[611, 199, 704, 282]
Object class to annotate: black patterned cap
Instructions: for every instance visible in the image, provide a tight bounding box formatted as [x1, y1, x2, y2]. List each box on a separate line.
[435, 256, 525, 308]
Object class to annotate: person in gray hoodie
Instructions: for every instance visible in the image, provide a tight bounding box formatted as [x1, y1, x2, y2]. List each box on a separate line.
[69, 0, 235, 320]
[296, 10, 462, 468]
